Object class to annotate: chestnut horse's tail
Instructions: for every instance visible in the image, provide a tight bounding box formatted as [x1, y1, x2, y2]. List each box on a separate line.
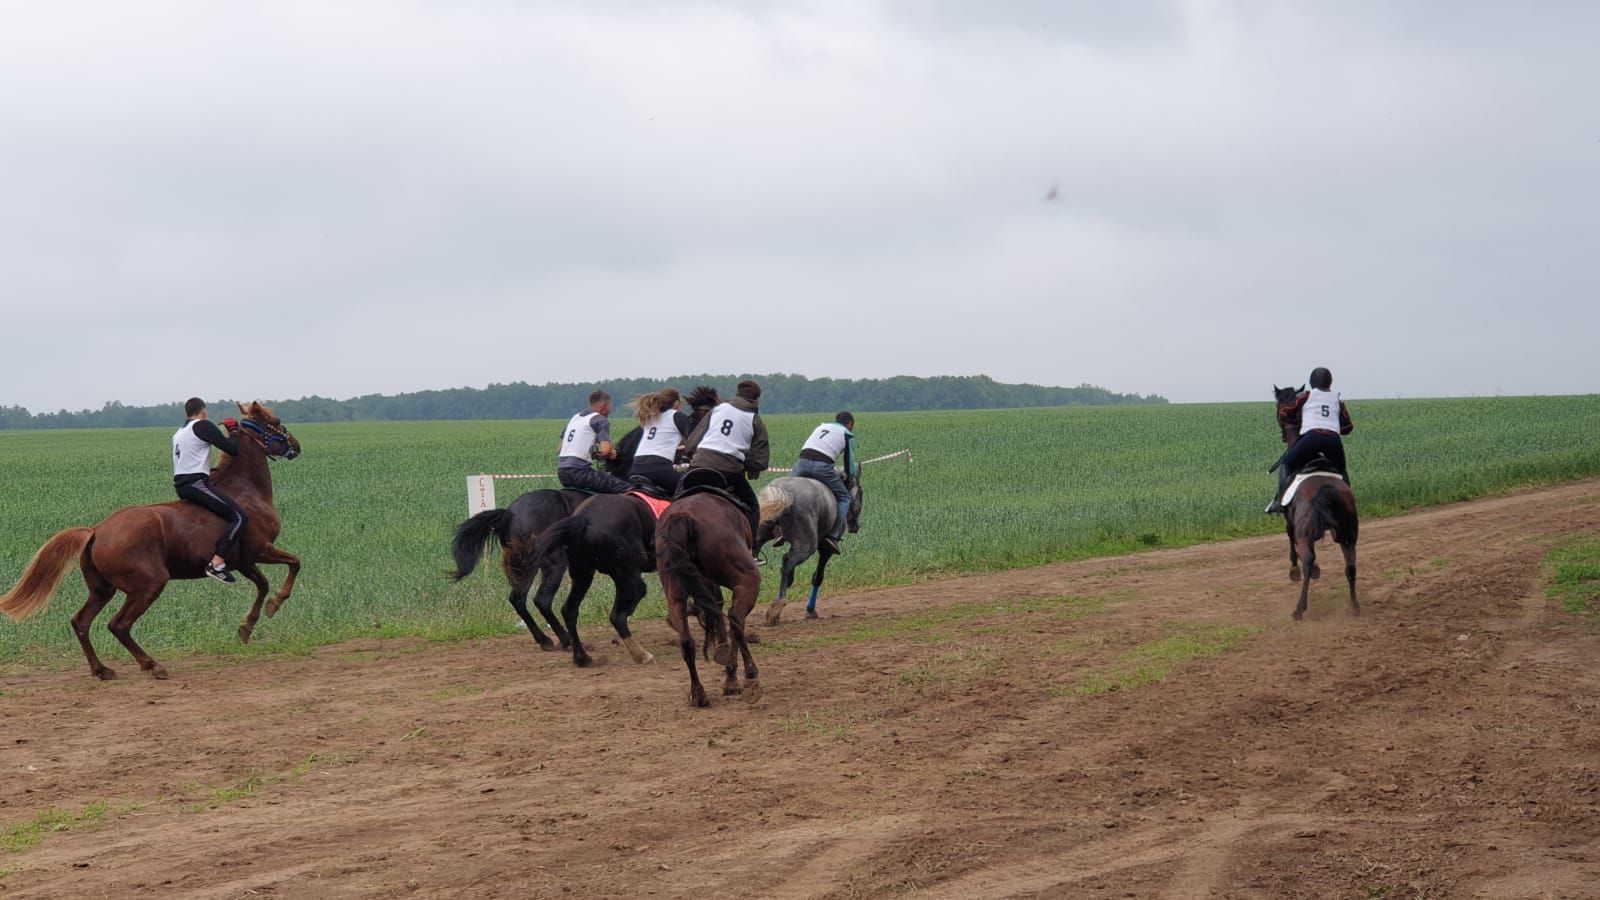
[659, 512, 726, 658]
[0, 527, 93, 622]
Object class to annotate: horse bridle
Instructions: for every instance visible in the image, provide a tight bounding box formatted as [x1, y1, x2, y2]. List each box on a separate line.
[238, 419, 299, 460]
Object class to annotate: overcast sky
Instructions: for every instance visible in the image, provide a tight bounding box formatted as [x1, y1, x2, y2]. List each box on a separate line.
[2, 0, 1596, 411]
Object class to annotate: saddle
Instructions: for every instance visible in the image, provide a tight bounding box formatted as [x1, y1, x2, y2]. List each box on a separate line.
[674, 469, 752, 516]
[624, 476, 672, 501]
[1297, 455, 1341, 476]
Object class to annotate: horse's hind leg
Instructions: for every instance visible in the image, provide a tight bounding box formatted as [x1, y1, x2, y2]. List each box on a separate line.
[1285, 515, 1300, 582]
[106, 583, 170, 679]
[609, 571, 655, 664]
[531, 559, 571, 650]
[665, 581, 708, 707]
[1342, 541, 1359, 616]
[236, 564, 271, 643]
[72, 575, 119, 681]
[1293, 541, 1315, 621]
[728, 567, 761, 701]
[560, 565, 597, 667]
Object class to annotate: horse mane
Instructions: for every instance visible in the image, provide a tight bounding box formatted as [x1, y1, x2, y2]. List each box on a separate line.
[685, 385, 719, 411]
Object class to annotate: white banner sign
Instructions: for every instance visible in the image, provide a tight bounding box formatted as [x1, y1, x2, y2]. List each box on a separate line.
[467, 474, 497, 517]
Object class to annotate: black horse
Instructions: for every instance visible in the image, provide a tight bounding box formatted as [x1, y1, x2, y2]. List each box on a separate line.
[450, 489, 587, 650]
[1272, 385, 1360, 620]
[529, 491, 665, 667]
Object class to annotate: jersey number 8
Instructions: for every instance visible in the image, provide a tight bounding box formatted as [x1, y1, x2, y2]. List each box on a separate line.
[719, 419, 734, 436]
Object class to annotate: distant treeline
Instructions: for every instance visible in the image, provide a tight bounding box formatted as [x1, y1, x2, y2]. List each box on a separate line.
[0, 374, 1165, 429]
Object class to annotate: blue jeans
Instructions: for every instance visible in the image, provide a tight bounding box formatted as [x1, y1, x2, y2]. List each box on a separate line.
[792, 458, 850, 540]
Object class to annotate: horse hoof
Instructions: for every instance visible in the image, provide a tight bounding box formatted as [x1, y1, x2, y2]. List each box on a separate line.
[1310, 565, 1322, 580]
[266, 601, 283, 618]
[1289, 568, 1301, 583]
[637, 651, 656, 665]
[237, 626, 253, 644]
[764, 613, 782, 627]
[1292, 611, 1304, 622]
[724, 684, 742, 697]
[94, 667, 118, 681]
[691, 689, 710, 708]
[149, 665, 169, 680]
[805, 609, 819, 620]
[713, 644, 734, 667]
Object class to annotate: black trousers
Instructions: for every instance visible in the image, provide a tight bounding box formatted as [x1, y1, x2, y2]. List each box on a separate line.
[557, 465, 633, 493]
[629, 457, 681, 494]
[175, 477, 248, 562]
[1282, 430, 1347, 477]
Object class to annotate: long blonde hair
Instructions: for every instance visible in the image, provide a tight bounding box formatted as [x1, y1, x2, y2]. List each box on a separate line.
[628, 388, 681, 426]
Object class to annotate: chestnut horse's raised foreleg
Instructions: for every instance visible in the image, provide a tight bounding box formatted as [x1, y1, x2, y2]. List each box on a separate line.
[254, 543, 300, 618]
[105, 583, 171, 679]
[236, 564, 271, 644]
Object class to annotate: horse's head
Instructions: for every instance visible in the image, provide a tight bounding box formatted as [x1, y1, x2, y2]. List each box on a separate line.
[236, 401, 301, 460]
[846, 475, 863, 534]
[1272, 384, 1304, 443]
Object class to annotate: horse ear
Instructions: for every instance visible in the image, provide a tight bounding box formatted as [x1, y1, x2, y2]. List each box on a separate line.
[1299, 384, 1306, 393]
[1272, 384, 1280, 393]
[237, 401, 248, 417]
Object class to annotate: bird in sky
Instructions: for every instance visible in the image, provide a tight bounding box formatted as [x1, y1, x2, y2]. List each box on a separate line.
[1043, 183, 1061, 202]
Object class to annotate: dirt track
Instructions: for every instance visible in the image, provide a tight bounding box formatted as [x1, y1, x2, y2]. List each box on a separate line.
[4, 480, 1599, 899]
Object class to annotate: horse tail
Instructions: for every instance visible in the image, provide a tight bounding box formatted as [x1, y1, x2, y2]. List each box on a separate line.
[529, 516, 584, 571]
[449, 509, 513, 580]
[0, 527, 93, 622]
[1308, 484, 1343, 544]
[758, 484, 792, 525]
[660, 513, 725, 658]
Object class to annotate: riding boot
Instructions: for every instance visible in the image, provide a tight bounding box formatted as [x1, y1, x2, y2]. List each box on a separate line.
[1265, 468, 1289, 515]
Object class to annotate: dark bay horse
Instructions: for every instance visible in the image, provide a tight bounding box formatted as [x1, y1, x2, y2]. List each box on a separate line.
[449, 488, 587, 650]
[529, 491, 664, 667]
[756, 474, 862, 625]
[1273, 386, 1360, 620]
[656, 475, 762, 707]
[0, 402, 302, 679]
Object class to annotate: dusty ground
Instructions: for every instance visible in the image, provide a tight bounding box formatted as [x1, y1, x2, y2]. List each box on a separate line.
[3, 480, 1599, 899]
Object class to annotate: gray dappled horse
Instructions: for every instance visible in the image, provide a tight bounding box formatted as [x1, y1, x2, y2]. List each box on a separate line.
[755, 474, 862, 625]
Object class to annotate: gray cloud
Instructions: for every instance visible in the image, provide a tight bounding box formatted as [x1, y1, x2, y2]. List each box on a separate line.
[1, 0, 1596, 411]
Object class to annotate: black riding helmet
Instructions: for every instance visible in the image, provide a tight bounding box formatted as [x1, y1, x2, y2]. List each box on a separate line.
[1309, 367, 1333, 390]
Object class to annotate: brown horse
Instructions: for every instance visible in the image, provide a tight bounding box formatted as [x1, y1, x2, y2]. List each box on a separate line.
[655, 475, 762, 707]
[0, 402, 302, 679]
[1273, 387, 1359, 620]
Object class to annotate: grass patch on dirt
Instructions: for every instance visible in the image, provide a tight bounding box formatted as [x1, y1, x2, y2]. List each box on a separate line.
[189, 751, 354, 812]
[1542, 534, 1600, 616]
[1052, 622, 1259, 696]
[776, 710, 852, 739]
[763, 594, 1105, 654]
[2, 800, 120, 855]
[896, 647, 1002, 691]
[428, 683, 484, 700]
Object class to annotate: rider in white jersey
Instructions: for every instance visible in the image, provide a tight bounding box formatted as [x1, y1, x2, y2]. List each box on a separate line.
[556, 390, 633, 494]
[1268, 367, 1354, 514]
[793, 412, 859, 555]
[172, 397, 246, 583]
[625, 387, 691, 494]
[682, 380, 770, 550]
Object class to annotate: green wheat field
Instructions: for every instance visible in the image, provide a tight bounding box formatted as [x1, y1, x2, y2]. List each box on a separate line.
[2, 397, 1597, 668]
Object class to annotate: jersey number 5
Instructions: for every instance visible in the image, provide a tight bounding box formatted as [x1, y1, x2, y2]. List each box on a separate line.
[1319, 404, 1331, 417]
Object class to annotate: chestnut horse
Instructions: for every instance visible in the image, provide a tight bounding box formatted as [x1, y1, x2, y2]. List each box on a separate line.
[1272, 386, 1359, 620]
[655, 472, 762, 707]
[0, 402, 302, 679]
